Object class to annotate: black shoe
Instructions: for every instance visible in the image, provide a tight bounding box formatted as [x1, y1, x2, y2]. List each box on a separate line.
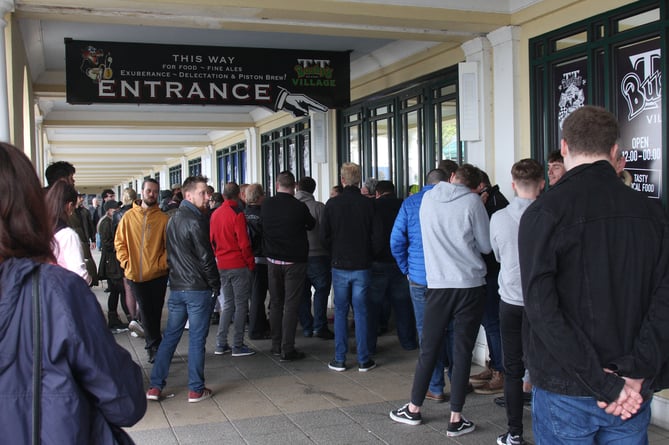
[303, 330, 313, 338]
[447, 418, 475, 437]
[147, 349, 157, 364]
[103, 288, 110, 293]
[497, 432, 527, 445]
[314, 328, 334, 340]
[494, 396, 506, 407]
[389, 403, 422, 426]
[328, 359, 346, 372]
[358, 359, 376, 372]
[210, 312, 220, 325]
[280, 350, 306, 362]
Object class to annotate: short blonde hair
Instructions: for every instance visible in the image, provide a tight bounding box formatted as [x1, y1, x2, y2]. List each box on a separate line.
[121, 188, 137, 206]
[340, 162, 361, 187]
[245, 183, 265, 205]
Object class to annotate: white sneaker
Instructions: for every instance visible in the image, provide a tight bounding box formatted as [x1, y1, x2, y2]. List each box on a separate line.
[128, 320, 144, 338]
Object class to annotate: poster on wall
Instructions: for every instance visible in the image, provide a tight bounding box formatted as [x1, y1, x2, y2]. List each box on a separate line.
[616, 37, 662, 199]
[65, 39, 350, 117]
[554, 57, 588, 148]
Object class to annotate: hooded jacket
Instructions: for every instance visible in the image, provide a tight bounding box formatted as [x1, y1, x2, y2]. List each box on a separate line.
[114, 201, 169, 282]
[210, 199, 255, 270]
[0, 258, 146, 444]
[489, 197, 533, 306]
[295, 190, 328, 257]
[390, 184, 434, 286]
[419, 181, 491, 288]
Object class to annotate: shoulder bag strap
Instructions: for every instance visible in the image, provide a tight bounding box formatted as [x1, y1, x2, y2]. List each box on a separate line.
[32, 268, 41, 445]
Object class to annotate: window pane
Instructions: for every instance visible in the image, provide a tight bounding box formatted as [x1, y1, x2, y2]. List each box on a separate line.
[555, 31, 587, 51]
[240, 150, 246, 184]
[275, 142, 283, 173]
[372, 117, 392, 180]
[439, 100, 459, 161]
[348, 125, 360, 165]
[301, 134, 311, 178]
[618, 9, 659, 32]
[288, 141, 297, 174]
[406, 109, 422, 191]
[404, 96, 420, 108]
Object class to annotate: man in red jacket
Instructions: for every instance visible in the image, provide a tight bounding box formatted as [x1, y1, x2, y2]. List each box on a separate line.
[210, 182, 256, 357]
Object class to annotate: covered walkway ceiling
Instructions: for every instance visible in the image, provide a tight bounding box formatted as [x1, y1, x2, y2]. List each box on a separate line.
[18, 0, 545, 189]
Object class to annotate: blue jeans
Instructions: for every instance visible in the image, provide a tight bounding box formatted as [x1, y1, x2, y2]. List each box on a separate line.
[332, 267, 371, 364]
[298, 255, 332, 334]
[409, 282, 448, 394]
[367, 262, 417, 353]
[532, 387, 650, 445]
[150, 290, 215, 392]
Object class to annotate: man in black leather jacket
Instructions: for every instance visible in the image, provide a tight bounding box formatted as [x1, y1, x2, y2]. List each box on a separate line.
[146, 175, 221, 403]
[519, 106, 669, 443]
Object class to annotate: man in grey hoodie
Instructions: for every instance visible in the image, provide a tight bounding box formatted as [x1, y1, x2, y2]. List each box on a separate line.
[390, 164, 491, 437]
[490, 159, 544, 445]
[296, 176, 334, 339]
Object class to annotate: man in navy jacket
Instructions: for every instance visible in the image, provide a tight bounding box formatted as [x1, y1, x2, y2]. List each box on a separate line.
[519, 105, 669, 443]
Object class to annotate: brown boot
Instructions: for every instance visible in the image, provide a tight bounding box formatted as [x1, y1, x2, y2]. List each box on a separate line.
[469, 361, 492, 387]
[474, 370, 504, 394]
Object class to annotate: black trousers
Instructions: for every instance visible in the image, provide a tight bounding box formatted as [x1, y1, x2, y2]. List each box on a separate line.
[128, 276, 168, 351]
[268, 262, 307, 354]
[410, 286, 485, 412]
[499, 300, 526, 436]
[249, 263, 270, 337]
[107, 276, 129, 317]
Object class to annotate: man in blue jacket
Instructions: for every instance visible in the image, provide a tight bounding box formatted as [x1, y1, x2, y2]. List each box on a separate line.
[390, 168, 449, 401]
[519, 106, 669, 443]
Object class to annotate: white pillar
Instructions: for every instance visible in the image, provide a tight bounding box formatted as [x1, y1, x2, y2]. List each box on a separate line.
[308, 109, 336, 203]
[159, 166, 168, 190]
[202, 144, 214, 182]
[244, 127, 260, 184]
[460, 37, 493, 172]
[0, 1, 14, 142]
[488, 26, 521, 199]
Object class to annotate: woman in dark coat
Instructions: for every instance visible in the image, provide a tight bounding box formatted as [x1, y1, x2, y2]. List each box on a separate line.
[0, 142, 146, 444]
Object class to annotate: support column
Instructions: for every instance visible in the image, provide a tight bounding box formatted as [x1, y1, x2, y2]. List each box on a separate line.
[460, 37, 493, 173]
[488, 26, 521, 199]
[244, 127, 260, 184]
[202, 144, 214, 183]
[0, 1, 14, 142]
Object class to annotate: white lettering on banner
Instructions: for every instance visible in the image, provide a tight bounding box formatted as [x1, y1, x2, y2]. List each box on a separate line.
[207, 56, 235, 64]
[621, 49, 662, 120]
[97, 80, 272, 102]
[171, 54, 203, 63]
[296, 59, 330, 68]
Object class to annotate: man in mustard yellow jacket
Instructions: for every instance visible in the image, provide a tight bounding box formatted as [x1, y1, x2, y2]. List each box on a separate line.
[116, 178, 169, 363]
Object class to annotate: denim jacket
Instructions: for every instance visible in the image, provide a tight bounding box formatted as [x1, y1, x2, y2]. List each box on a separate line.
[519, 160, 669, 402]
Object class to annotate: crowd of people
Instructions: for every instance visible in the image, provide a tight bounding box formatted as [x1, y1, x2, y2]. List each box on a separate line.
[1, 106, 668, 444]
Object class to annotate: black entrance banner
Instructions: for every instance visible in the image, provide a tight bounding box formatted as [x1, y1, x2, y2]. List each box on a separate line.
[65, 39, 350, 116]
